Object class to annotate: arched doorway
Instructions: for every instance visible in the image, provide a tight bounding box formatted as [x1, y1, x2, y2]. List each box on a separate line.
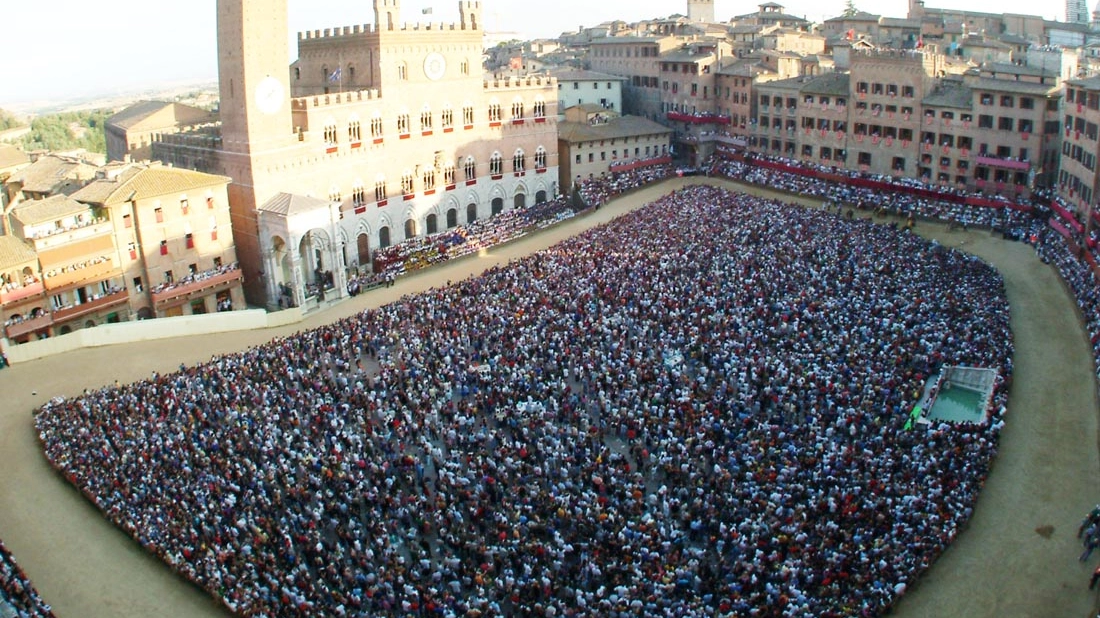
[404, 218, 417, 239]
[447, 208, 458, 228]
[426, 214, 438, 235]
[84, 320, 96, 329]
[379, 226, 391, 248]
[491, 197, 504, 215]
[535, 190, 547, 203]
[467, 203, 478, 224]
[137, 307, 154, 320]
[357, 233, 372, 269]
[513, 193, 526, 209]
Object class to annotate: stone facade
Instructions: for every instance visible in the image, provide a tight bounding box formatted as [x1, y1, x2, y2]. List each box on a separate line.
[157, 0, 559, 307]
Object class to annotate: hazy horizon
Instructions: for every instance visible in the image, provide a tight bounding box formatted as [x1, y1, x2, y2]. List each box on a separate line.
[2, 0, 1058, 109]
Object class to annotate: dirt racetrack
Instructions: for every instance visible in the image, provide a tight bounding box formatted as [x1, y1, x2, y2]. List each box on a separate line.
[0, 177, 1097, 617]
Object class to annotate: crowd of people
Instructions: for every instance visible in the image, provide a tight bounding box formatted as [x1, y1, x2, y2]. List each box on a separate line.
[0, 539, 54, 617]
[703, 156, 1037, 232]
[359, 197, 578, 290]
[578, 164, 678, 208]
[36, 185, 1013, 617]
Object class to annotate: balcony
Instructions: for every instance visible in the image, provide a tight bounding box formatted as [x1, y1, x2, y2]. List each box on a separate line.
[666, 111, 731, 125]
[1, 280, 45, 307]
[975, 156, 1029, 171]
[44, 259, 119, 292]
[5, 313, 53, 339]
[52, 289, 128, 323]
[151, 267, 243, 307]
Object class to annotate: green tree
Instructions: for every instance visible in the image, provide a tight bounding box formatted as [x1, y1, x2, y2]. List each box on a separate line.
[18, 109, 109, 154]
[0, 108, 27, 132]
[842, 0, 859, 17]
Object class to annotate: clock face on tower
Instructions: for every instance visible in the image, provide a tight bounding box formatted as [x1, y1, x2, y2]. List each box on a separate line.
[254, 76, 285, 115]
[423, 52, 447, 81]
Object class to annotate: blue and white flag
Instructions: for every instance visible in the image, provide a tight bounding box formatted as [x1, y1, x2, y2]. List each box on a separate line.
[329, 68, 342, 83]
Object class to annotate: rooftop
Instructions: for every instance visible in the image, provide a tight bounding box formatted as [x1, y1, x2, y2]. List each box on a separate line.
[71, 164, 231, 206]
[258, 192, 332, 217]
[12, 195, 90, 225]
[0, 235, 38, 270]
[558, 114, 672, 143]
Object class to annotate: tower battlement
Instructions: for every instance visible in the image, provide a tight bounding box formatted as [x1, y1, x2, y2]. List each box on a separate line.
[483, 75, 558, 92]
[299, 24, 376, 40]
[291, 89, 383, 111]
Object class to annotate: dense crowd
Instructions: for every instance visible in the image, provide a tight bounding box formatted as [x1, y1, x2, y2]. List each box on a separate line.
[362, 197, 577, 288]
[704, 157, 1035, 231]
[0, 539, 54, 618]
[1034, 227, 1100, 387]
[578, 164, 678, 207]
[37, 185, 1012, 617]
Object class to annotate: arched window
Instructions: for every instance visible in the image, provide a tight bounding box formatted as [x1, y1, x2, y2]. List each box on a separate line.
[348, 120, 361, 143]
[512, 149, 525, 173]
[461, 59, 470, 75]
[426, 214, 438, 235]
[352, 183, 366, 206]
[404, 218, 417, 239]
[447, 208, 458, 228]
[397, 113, 410, 135]
[489, 152, 503, 176]
[397, 62, 408, 81]
[423, 168, 436, 191]
[420, 107, 433, 132]
[466, 203, 478, 223]
[329, 186, 342, 203]
[533, 98, 546, 119]
[323, 124, 337, 145]
[379, 226, 391, 248]
[443, 162, 456, 186]
[464, 156, 477, 180]
[534, 146, 547, 169]
[401, 171, 415, 195]
[462, 105, 474, 127]
[370, 114, 384, 140]
[441, 104, 454, 129]
[488, 102, 502, 122]
[511, 99, 525, 120]
[374, 176, 388, 202]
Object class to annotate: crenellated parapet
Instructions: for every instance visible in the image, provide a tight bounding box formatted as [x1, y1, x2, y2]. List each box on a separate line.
[483, 75, 558, 92]
[299, 24, 377, 40]
[291, 89, 383, 110]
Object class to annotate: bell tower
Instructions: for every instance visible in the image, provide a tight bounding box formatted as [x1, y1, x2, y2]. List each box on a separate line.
[687, 0, 715, 23]
[217, 0, 294, 152]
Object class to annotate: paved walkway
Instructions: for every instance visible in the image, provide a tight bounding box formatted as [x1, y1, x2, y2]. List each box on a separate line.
[0, 178, 1097, 617]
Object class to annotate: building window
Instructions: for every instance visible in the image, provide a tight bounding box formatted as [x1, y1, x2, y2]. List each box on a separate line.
[443, 163, 455, 186]
[352, 184, 366, 206]
[511, 100, 525, 120]
[164, 270, 173, 283]
[324, 124, 337, 145]
[1000, 95, 1014, 107]
[423, 169, 436, 191]
[160, 240, 168, 255]
[401, 172, 415, 195]
[375, 179, 387, 202]
[348, 121, 361, 142]
[133, 276, 143, 292]
[464, 156, 476, 180]
[533, 100, 546, 119]
[463, 105, 474, 126]
[513, 150, 525, 173]
[397, 114, 410, 135]
[398, 63, 408, 80]
[180, 199, 189, 215]
[441, 106, 454, 129]
[535, 146, 547, 169]
[185, 233, 194, 249]
[206, 196, 214, 209]
[488, 103, 502, 122]
[461, 59, 470, 75]
[420, 108, 433, 132]
[489, 152, 503, 175]
[155, 207, 164, 223]
[371, 116, 384, 139]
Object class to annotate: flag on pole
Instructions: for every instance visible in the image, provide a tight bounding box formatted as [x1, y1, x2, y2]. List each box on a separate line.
[328, 67, 342, 83]
[422, 7, 433, 14]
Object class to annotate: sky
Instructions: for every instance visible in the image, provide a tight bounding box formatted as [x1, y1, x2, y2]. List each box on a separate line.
[1, 0, 1058, 109]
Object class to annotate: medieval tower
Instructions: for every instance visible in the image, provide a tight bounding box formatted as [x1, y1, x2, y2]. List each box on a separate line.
[688, 0, 715, 22]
